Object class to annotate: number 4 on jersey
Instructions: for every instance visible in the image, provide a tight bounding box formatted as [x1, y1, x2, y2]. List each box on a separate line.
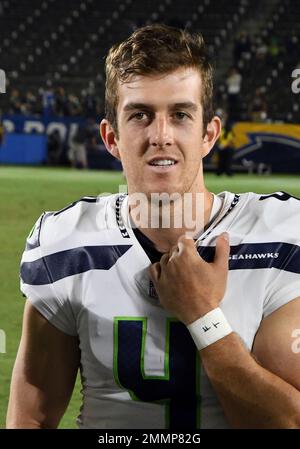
[113, 317, 201, 428]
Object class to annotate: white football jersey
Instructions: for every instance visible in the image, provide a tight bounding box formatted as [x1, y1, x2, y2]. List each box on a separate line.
[20, 191, 300, 429]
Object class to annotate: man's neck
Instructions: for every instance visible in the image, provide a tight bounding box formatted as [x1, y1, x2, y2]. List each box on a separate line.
[129, 189, 214, 253]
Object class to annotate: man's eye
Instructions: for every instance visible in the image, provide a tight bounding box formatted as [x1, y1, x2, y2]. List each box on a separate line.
[131, 112, 148, 121]
[174, 111, 188, 120]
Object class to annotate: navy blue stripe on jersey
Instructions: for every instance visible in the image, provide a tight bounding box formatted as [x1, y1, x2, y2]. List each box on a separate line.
[198, 241, 300, 273]
[53, 197, 97, 217]
[21, 244, 132, 285]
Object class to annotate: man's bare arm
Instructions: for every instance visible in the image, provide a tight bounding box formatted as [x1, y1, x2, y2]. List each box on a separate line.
[149, 235, 300, 428]
[6, 301, 80, 429]
[200, 298, 300, 428]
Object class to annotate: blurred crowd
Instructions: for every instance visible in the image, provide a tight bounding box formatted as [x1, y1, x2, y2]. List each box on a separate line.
[46, 117, 121, 171]
[7, 85, 104, 119]
[217, 29, 300, 124]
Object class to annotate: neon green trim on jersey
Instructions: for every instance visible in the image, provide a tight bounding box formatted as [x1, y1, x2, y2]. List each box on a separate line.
[113, 316, 201, 428]
[113, 317, 143, 401]
[113, 316, 171, 419]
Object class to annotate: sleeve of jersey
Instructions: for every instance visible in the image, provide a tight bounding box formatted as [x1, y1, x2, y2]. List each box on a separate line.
[20, 213, 77, 336]
[263, 242, 300, 318]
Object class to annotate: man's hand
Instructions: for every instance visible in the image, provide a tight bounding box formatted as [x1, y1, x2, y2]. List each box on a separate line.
[149, 233, 230, 325]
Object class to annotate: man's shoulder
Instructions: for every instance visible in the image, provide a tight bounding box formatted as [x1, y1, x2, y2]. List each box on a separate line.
[245, 191, 300, 216]
[26, 193, 122, 250]
[236, 191, 300, 243]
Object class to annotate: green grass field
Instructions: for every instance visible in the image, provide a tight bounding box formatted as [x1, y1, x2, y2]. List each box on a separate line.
[0, 166, 299, 428]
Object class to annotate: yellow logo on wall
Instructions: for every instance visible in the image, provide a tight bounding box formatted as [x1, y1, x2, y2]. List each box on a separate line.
[232, 122, 300, 157]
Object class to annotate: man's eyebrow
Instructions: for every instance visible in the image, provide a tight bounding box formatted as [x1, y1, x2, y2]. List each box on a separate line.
[123, 103, 152, 112]
[123, 102, 198, 112]
[170, 102, 198, 111]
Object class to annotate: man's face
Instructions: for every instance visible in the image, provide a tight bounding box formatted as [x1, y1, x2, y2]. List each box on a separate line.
[102, 67, 219, 198]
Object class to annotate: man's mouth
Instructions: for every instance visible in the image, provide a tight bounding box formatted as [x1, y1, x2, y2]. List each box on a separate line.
[148, 158, 178, 166]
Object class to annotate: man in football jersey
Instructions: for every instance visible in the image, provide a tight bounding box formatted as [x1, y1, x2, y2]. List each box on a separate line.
[7, 25, 300, 429]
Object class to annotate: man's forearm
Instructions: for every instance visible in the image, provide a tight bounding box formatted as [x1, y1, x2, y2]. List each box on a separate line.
[200, 332, 300, 429]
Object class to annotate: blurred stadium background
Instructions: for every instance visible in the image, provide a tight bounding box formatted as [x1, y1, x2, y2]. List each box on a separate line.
[0, 0, 300, 428]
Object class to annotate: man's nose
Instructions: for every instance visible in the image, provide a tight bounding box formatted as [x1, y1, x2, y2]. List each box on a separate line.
[149, 116, 174, 147]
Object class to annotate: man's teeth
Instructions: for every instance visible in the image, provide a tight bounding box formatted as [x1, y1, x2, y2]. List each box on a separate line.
[150, 160, 176, 166]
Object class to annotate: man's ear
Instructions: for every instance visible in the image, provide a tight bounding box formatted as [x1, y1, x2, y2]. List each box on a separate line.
[100, 119, 121, 160]
[202, 116, 222, 158]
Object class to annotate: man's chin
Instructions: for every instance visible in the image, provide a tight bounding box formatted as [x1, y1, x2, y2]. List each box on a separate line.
[146, 188, 184, 202]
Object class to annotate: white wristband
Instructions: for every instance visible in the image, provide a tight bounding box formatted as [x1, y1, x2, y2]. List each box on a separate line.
[187, 307, 232, 350]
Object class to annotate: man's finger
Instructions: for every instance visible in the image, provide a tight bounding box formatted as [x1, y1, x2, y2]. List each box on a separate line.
[149, 262, 161, 283]
[214, 232, 230, 270]
[160, 253, 170, 265]
[177, 234, 197, 255]
[168, 244, 180, 261]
